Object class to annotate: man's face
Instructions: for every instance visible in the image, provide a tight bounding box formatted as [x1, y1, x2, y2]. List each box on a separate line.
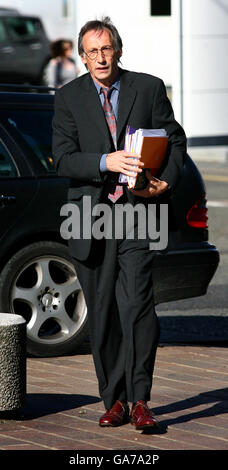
[81, 28, 122, 87]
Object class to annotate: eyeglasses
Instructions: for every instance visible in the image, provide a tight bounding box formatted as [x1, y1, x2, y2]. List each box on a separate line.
[84, 46, 114, 60]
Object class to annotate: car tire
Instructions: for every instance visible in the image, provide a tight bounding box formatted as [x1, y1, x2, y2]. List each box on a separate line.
[0, 241, 89, 357]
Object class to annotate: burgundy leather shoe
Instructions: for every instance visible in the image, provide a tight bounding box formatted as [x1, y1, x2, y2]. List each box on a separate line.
[99, 400, 129, 427]
[130, 400, 158, 430]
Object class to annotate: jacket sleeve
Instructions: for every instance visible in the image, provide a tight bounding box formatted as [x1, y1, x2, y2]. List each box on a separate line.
[152, 79, 187, 189]
[52, 89, 104, 184]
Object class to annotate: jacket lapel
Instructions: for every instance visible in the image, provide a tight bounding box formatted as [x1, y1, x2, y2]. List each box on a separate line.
[117, 70, 137, 144]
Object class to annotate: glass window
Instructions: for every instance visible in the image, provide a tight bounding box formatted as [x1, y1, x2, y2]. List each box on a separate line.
[0, 140, 18, 177]
[5, 17, 41, 41]
[150, 0, 171, 16]
[0, 109, 55, 173]
[62, 0, 70, 17]
[0, 19, 7, 42]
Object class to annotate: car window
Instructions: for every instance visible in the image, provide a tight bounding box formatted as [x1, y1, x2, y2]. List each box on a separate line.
[0, 109, 55, 173]
[5, 17, 41, 41]
[0, 139, 18, 177]
[0, 19, 7, 42]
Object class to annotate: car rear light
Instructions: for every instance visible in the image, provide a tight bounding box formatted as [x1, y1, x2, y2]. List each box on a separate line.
[186, 195, 208, 228]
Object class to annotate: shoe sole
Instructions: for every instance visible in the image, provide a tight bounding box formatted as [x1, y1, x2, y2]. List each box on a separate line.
[130, 420, 159, 431]
[99, 422, 121, 427]
[99, 416, 130, 427]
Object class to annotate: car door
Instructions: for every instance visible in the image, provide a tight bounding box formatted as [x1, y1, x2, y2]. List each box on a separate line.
[0, 126, 38, 240]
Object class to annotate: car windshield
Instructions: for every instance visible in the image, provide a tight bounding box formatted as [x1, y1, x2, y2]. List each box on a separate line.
[5, 17, 42, 40]
[0, 108, 55, 173]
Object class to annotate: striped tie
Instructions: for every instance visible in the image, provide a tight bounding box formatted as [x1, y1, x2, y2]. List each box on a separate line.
[101, 87, 123, 203]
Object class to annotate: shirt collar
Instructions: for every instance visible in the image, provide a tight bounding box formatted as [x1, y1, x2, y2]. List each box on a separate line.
[92, 69, 120, 95]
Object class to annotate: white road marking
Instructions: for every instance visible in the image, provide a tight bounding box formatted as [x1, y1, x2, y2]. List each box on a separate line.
[207, 200, 228, 207]
[203, 174, 228, 182]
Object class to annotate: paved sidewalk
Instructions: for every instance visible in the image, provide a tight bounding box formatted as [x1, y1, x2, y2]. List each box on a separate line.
[0, 342, 228, 451]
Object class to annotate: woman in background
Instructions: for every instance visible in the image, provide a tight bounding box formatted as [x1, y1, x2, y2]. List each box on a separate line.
[44, 39, 78, 88]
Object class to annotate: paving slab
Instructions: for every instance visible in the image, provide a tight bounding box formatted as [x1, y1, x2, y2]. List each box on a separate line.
[0, 341, 227, 456]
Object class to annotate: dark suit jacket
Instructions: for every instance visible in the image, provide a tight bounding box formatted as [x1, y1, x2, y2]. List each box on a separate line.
[52, 68, 187, 260]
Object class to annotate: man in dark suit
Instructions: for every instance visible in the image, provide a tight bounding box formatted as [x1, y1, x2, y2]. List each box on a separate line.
[52, 17, 186, 430]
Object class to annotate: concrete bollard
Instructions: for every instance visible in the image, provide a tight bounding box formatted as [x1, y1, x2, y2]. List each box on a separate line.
[0, 313, 26, 414]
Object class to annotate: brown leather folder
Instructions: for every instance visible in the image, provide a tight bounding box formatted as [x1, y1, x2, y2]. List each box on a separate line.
[139, 135, 168, 176]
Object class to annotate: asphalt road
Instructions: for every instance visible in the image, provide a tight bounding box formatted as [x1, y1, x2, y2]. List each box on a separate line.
[157, 158, 228, 345]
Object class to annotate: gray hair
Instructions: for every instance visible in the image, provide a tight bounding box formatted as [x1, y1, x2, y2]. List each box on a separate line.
[78, 16, 123, 60]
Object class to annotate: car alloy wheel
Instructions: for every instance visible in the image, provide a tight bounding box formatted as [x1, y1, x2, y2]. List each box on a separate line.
[0, 242, 88, 356]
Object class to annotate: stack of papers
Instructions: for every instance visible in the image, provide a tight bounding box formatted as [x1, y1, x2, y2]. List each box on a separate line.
[119, 126, 168, 188]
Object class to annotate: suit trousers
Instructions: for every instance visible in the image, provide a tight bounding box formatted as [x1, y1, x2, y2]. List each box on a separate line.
[72, 194, 160, 410]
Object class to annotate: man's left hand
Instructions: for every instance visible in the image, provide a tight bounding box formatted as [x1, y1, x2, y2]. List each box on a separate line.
[129, 169, 169, 198]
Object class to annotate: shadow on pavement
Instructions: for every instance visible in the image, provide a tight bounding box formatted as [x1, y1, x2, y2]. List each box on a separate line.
[19, 393, 101, 420]
[153, 387, 228, 428]
[142, 387, 228, 435]
[158, 315, 228, 344]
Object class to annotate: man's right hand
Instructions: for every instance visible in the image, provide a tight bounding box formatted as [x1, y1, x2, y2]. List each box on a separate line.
[106, 151, 144, 176]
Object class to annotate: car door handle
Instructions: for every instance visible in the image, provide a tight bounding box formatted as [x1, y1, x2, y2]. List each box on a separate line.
[0, 46, 15, 54]
[0, 195, 16, 205]
[30, 43, 42, 50]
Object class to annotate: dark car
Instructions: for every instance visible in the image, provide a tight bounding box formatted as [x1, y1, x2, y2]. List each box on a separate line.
[0, 8, 50, 85]
[0, 87, 219, 357]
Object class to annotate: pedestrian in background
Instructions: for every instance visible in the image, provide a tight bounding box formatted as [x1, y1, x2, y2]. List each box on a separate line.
[44, 39, 78, 88]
